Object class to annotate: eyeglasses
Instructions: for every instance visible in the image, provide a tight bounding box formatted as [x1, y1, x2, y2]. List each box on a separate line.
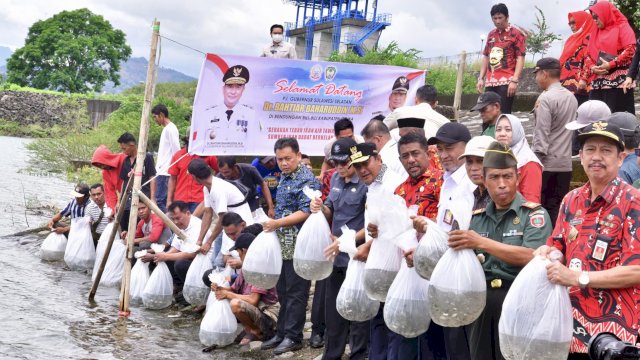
[568, 21, 576, 26]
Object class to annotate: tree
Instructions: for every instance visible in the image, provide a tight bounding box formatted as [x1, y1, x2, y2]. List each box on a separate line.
[7, 8, 131, 93]
[614, 0, 640, 34]
[522, 6, 562, 62]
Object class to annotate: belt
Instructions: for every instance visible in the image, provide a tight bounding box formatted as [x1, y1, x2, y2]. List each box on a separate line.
[487, 279, 513, 289]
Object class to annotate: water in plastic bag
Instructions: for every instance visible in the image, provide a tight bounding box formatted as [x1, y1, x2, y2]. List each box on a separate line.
[91, 223, 126, 287]
[293, 187, 333, 281]
[199, 271, 238, 347]
[242, 209, 282, 289]
[499, 255, 572, 360]
[413, 218, 449, 280]
[363, 239, 402, 302]
[183, 253, 213, 306]
[429, 248, 486, 327]
[130, 252, 150, 305]
[337, 258, 380, 321]
[384, 260, 431, 338]
[40, 232, 67, 261]
[64, 217, 96, 271]
[142, 261, 173, 309]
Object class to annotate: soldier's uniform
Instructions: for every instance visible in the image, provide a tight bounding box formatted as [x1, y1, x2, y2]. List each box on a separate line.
[467, 142, 552, 360]
[204, 65, 256, 154]
[371, 76, 409, 117]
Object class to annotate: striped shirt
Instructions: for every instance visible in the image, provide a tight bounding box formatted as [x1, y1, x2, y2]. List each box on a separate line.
[86, 201, 109, 234]
[60, 199, 88, 219]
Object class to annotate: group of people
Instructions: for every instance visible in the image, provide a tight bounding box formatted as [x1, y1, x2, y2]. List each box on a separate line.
[43, 2, 640, 359]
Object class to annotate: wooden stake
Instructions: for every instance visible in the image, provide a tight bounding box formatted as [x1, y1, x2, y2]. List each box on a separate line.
[136, 190, 187, 241]
[88, 176, 134, 300]
[453, 51, 467, 121]
[118, 19, 161, 316]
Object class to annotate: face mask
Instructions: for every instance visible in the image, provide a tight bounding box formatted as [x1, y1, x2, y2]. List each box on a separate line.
[272, 34, 284, 43]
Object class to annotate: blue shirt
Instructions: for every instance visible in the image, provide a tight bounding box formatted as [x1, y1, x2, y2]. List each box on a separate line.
[60, 198, 88, 219]
[619, 153, 640, 185]
[275, 164, 319, 260]
[251, 158, 281, 199]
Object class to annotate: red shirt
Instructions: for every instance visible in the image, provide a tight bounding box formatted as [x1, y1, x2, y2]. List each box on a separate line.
[483, 26, 527, 87]
[394, 167, 443, 219]
[518, 162, 542, 203]
[581, 43, 636, 90]
[135, 213, 165, 243]
[168, 147, 219, 203]
[547, 178, 640, 353]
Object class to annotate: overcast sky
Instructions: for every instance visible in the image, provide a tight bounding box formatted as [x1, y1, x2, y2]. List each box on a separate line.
[0, 0, 589, 77]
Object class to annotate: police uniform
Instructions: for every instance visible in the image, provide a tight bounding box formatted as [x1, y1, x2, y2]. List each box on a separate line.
[204, 65, 256, 154]
[467, 142, 552, 360]
[371, 76, 409, 117]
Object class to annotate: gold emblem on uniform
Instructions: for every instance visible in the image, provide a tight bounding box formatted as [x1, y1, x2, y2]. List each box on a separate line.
[477, 253, 485, 263]
[350, 146, 358, 154]
[490, 279, 502, 288]
[569, 226, 579, 242]
[233, 67, 242, 77]
[576, 210, 582, 217]
[512, 216, 520, 225]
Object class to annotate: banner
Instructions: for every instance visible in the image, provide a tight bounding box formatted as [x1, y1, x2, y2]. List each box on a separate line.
[189, 54, 425, 156]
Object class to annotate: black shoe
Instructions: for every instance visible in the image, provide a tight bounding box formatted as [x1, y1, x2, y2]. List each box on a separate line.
[272, 337, 303, 355]
[260, 335, 283, 350]
[309, 333, 324, 348]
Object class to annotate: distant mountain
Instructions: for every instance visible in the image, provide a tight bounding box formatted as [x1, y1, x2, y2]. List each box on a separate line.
[0, 46, 11, 75]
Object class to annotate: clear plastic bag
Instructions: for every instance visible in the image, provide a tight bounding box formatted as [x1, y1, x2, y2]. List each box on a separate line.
[384, 260, 431, 338]
[429, 248, 486, 327]
[130, 251, 150, 305]
[242, 209, 282, 289]
[142, 261, 174, 310]
[413, 218, 449, 280]
[64, 216, 96, 271]
[499, 254, 573, 360]
[183, 253, 213, 306]
[91, 223, 126, 287]
[199, 271, 238, 347]
[336, 226, 380, 321]
[40, 232, 67, 261]
[293, 187, 333, 281]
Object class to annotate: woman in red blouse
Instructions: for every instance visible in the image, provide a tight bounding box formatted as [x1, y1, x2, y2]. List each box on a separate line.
[559, 11, 594, 105]
[495, 114, 543, 203]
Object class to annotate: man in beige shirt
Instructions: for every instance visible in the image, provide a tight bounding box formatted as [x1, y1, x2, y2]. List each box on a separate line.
[260, 24, 297, 59]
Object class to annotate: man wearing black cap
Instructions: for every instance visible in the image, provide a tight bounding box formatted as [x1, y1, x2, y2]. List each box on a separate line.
[471, 92, 503, 138]
[48, 184, 91, 236]
[607, 112, 640, 184]
[371, 76, 410, 117]
[203, 64, 255, 153]
[449, 142, 552, 360]
[532, 57, 578, 227]
[538, 121, 640, 357]
[203, 233, 280, 344]
[310, 137, 370, 360]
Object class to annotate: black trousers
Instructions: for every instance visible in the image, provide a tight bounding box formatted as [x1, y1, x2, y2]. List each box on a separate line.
[311, 278, 327, 337]
[276, 259, 311, 343]
[468, 286, 509, 360]
[443, 326, 471, 360]
[486, 85, 514, 114]
[322, 266, 369, 360]
[541, 171, 572, 227]
[589, 87, 636, 115]
[165, 259, 192, 289]
[369, 305, 420, 360]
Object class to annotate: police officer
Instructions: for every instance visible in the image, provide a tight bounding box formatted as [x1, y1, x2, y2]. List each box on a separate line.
[448, 141, 552, 360]
[203, 64, 255, 154]
[372, 76, 409, 117]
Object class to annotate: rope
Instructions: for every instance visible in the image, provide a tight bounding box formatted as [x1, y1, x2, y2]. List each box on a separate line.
[158, 35, 207, 55]
[140, 151, 191, 188]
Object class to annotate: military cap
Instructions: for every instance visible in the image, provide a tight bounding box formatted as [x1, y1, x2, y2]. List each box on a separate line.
[533, 57, 561, 73]
[223, 65, 250, 85]
[391, 76, 409, 93]
[397, 117, 426, 129]
[471, 91, 502, 111]
[329, 137, 358, 162]
[483, 141, 518, 169]
[349, 142, 378, 165]
[578, 121, 625, 151]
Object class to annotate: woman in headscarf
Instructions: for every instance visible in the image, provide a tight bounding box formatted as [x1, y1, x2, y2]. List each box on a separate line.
[495, 114, 543, 202]
[559, 11, 595, 105]
[578, 1, 637, 114]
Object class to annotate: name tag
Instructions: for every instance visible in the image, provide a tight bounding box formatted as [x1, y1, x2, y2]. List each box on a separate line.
[569, 218, 583, 226]
[502, 230, 523, 237]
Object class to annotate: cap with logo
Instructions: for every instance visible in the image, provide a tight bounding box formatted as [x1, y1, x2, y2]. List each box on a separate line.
[532, 57, 561, 73]
[391, 76, 410, 93]
[471, 91, 502, 111]
[260, 156, 275, 164]
[70, 184, 90, 198]
[565, 100, 611, 131]
[483, 141, 518, 169]
[349, 143, 378, 165]
[578, 121, 625, 151]
[228, 233, 256, 252]
[427, 122, 472, 145]
[458, 135, 496, 160]
[329, 137, 358, 162]
[223, 65, 250, 85]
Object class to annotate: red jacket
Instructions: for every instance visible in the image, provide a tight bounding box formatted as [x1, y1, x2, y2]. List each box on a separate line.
[91, 145, 126, 212]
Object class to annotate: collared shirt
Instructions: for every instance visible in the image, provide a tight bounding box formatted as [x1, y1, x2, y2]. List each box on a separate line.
[483, 25, 527, 87]
[60, 198, 88, 219]
[275, 164, 320, 260]
[472, 192, 551, 282]
[325, 172, 367, 267]
[203, 177, 254, 225]
[202, 103, 256, 154]
[547, 178, 640, 353]
[156, 122, 180, 175]
[482, 124, 496, 138]
[168, 147, 219, 203]
[232, 270, 278, 305]
[395, 167, 444, 219]
[379, 139, 408, 178]
[436, 165, 477, 232]
[619, 153, 640, 185]
[473, 187, 491, 211]
[86, 201, 109, 234]
[260, 41, 297, 59]
[171, 215, 211, 252]
[135, 213, 166, 243]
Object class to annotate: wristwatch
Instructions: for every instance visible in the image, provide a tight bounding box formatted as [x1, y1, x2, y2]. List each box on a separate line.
[578, 271, 590, 288]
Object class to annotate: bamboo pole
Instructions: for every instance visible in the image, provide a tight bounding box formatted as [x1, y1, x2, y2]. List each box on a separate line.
[88, 176, 134, 300]
[118, 19, 161, 317]
[136, 190, 188, 241]
[453, 51, 467, 121]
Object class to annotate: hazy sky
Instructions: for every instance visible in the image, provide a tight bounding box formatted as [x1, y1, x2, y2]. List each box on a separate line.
[0, 0, 589, 77]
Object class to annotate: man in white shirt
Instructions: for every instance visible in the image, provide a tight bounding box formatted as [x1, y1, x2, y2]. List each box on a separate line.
[260, 24, 297, 59]
[360, 118, 408, 178]
[188, 158, 254, 266]
[385, 94, 450, 141]
[152, 104, 180, 213]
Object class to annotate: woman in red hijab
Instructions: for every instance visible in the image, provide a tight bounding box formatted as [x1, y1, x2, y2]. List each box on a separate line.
[578, 1, 637, 114]
[559, 11, 594, 105]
